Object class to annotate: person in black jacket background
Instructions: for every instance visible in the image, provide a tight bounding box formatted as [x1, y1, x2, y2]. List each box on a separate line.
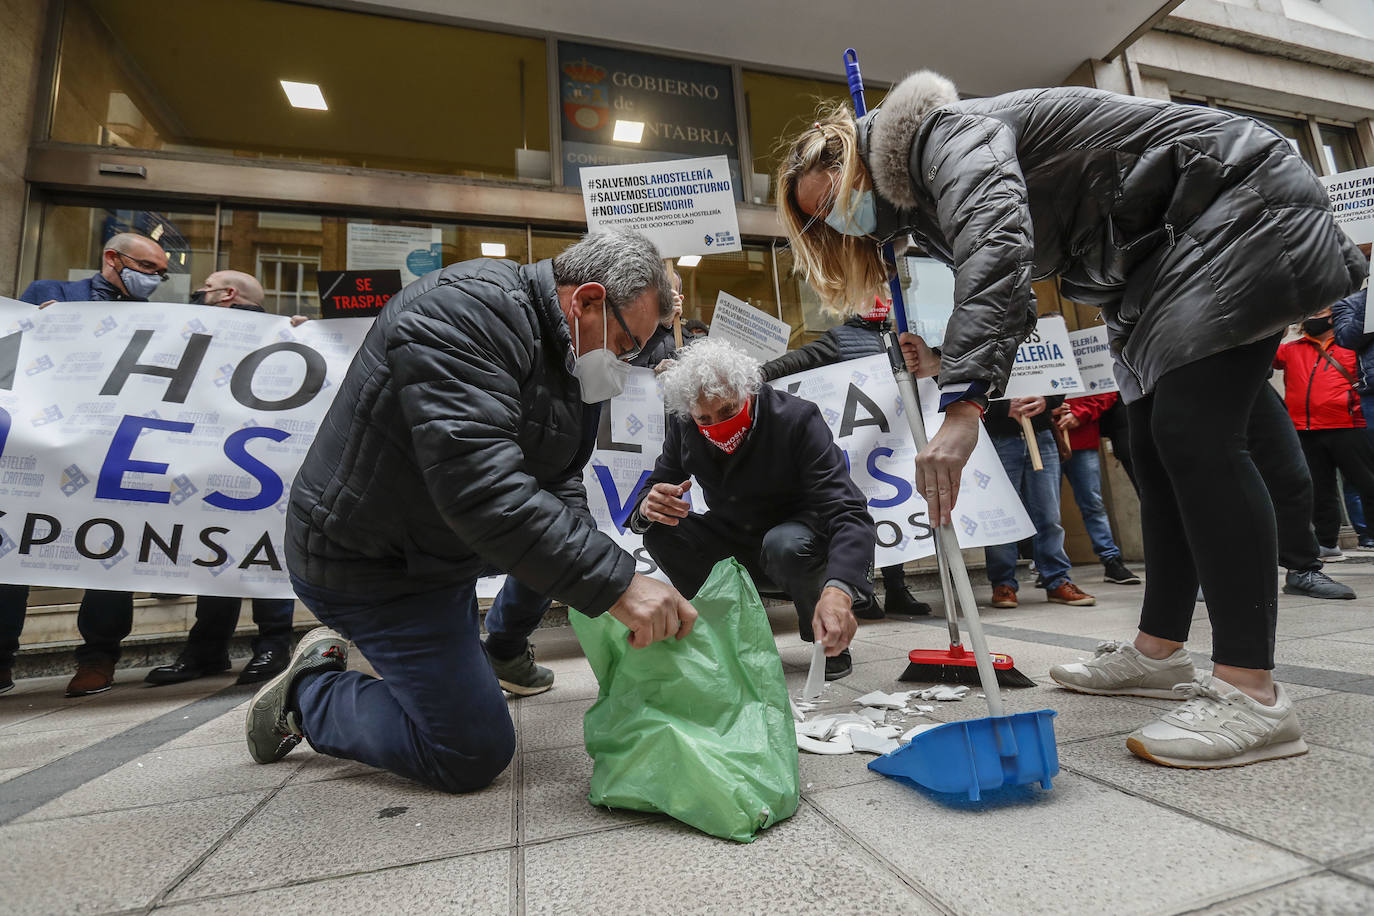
[245, 231, 697, 793]
[631, 338, 875, 680]
[761, 299, 930, 619]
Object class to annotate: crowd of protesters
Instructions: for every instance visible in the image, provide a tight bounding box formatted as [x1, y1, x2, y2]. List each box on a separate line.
[2, 74, 1370, 796]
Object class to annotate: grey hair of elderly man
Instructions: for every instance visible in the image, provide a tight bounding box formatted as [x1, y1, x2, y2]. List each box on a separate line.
[553, 230, 677, 323]
[661, 338, 762, 424]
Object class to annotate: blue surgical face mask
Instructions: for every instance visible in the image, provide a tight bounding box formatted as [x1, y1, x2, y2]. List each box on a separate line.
[119, 266, 163, 300]
[824, 188, 878, 237]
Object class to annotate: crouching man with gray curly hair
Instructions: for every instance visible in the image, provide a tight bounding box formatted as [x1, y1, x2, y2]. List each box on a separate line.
[628, 338, 876, 679]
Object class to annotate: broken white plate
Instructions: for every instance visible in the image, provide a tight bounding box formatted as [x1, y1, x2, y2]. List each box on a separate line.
[873, 725, 901, 739]
[859, 708, 886, 725]
[849, 729, 900, 755]
[900, 723, 943, 742]
[855, 690, 913, 710]
[912, 685, 970, 702]
[796, 729, 853, 755]
[798, 713, 872, 741]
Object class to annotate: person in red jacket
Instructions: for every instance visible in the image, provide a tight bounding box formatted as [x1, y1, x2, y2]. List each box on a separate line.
[1053, 393, 1142, 585]
[1274, 307, 1374, 558]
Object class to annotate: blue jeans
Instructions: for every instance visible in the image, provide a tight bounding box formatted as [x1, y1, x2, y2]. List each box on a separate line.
[290, 575, 526, 793]
[481, 576, 553, 658]
[1061, 449, 1122, 561]
[984, 429, 1073, 591]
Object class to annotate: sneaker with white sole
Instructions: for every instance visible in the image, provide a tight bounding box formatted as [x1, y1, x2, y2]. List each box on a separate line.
[1318, 545, 1345, 562]
[245, 627, 348, 764]
[485, 643, 554, 697]
[1126, 676, 1308, 769]
[1049, 639, 1196, 699]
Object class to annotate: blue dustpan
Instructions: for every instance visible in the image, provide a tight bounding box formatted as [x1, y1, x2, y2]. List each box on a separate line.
[868, 710, 1059, 801]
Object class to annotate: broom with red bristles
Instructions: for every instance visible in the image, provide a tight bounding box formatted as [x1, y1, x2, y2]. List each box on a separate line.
[836, 50, 1035, 689]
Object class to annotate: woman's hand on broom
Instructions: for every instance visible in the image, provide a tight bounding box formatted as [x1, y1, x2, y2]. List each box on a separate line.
[916, 401, 982, 528]
[898, 332, 940, 377]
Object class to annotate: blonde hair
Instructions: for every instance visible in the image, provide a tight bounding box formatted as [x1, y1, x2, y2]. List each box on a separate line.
[776, 101, 891, 314]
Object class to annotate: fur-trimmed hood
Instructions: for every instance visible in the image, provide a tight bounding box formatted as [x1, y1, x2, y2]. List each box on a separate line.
[860, 70, 959, 209]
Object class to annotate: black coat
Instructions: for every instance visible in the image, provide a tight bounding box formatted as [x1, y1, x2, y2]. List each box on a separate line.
[286, 258, 633, 615]
[861, 74, 1367, 403]
[630, 323, 677, 369]
[761, 316, 889, 381]
[632, 385, 876, 592]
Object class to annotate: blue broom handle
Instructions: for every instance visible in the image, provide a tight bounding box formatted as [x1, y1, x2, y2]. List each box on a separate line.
[848, 48, 1010, 725]
[843, 49, 909, 333]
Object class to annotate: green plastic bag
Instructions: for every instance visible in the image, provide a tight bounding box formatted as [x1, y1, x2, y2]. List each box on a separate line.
[569, 558, 800, 843]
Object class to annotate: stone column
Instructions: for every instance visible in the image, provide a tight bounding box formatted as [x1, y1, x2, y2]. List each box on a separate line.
[0, 0, 48, 298]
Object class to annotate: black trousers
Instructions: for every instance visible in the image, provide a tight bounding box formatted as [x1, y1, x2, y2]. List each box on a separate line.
[185, 596, 295, 660]
[1130, 335, 1282, 671]
[1297, 427, 1374, 547]
[1248, 386, 1323, 572]
[643, 513, 829, 642]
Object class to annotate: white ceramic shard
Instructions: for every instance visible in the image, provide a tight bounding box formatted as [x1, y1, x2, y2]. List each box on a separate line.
[873, 725, 901, 739]
[796, 729, 853, 755]
[900, 723, 943, 742]
[802, 642, 826, 700]
[859, 708, 886, 724]
[855, 690, 911, 709]
[849, 729, 900, 755]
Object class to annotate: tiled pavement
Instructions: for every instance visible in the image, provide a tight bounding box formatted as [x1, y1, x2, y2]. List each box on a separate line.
[2, 562, 1373, 915]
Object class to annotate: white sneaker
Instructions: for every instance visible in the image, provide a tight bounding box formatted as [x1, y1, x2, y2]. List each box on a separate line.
[1049, 640, 1196, 699]
[1318, 545, 1346, 562]
[1126, 676, 1308, 769]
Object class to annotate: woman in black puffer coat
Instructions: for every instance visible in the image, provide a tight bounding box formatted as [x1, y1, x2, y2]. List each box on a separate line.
[776, 72, 1366, 771]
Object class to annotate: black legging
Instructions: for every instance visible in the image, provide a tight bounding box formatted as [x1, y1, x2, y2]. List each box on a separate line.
[1129, 334, 1282, 671]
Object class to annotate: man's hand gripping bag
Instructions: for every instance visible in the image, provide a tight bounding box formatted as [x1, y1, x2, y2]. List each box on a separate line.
[569, 558, 800, 842]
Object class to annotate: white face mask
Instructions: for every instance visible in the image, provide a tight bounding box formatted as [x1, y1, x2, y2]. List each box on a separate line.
[572, 308, 632, 404]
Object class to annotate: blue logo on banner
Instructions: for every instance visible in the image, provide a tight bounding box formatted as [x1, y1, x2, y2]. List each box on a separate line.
[959, 515, 979, 537]
[32, 405, 62, 427]
[625, 414, 644, 437]
[209, 552, 237, 576]
[60, 464, 89, 496]
[822, 407, 840, 426]
[93, 316, 118, 337]
[704, 235, 714, 247]
[25, 355, 53, 376]
[169, 474, 198, 505]
[0, 530, 13, 558]
[182, 318, 209, 339]
[973, 469, 991, 490]
[213, 363, 234, 387]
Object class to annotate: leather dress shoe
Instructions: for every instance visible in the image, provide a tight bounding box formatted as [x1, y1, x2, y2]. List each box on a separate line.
[67, 659, 116, 696]
[238, 647, 290, 685]
[145, 655, 231, 686]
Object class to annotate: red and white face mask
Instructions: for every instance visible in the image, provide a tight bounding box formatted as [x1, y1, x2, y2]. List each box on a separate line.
[863, 296, 891, 322]
[697, 398, 753, 454]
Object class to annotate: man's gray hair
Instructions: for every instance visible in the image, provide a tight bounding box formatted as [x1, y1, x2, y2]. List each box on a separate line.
[661, 338, 762, 417]
[552, 230, 674, 320]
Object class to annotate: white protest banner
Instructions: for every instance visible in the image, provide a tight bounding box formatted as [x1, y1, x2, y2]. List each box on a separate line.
[710, 292, 791, 363]
[583, 354, 1033, 579]
[1067, 326, 1118, 395]
[346, 223, 442, 285]
[0, 299, 371, 598]
[1000, 315, 1085, 399]
[581, 155, 741, 258]
[609, 367, 666, 447]
[1321, 166, 1374, 246]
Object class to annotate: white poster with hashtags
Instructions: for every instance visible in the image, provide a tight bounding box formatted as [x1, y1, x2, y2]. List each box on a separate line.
[0, 299, 371, 598]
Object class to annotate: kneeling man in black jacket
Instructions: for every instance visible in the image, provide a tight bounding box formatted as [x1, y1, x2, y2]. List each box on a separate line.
[246, 231, 697, 793]
[631, 339, 875, 679]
